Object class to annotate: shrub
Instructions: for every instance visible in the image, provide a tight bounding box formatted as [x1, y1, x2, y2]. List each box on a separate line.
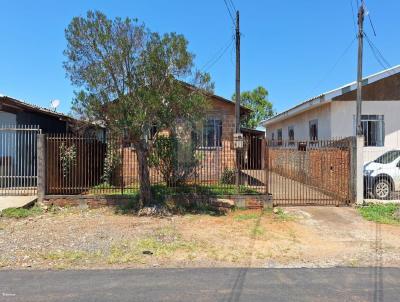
[149, 136, 199, 187]
[220, 168, 236, 185]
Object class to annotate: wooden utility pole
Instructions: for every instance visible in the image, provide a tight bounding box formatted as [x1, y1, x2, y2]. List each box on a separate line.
[235, 10, 241, 189]
[356, 1, 365, 136]
[235, 10, 241, 134]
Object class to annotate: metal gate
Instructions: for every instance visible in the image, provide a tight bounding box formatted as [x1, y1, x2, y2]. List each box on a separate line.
[266, 138, 353, 206]
[0, 125, 41, 195]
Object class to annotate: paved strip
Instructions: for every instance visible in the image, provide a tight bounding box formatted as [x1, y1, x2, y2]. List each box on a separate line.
[0, 268, 399, 302]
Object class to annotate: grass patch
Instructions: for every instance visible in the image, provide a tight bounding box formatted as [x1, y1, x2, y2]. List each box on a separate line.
[41, 250, 99, 262]
[87, 183, 139, 195]
[108, 227, 198, 264]
[234, 213, 259, 221]
[251, 225, 266, 237]
[88, 183, 259, 197]
[1, 206, 43, 219]
[358, 203, 400, 225]
[274, 208, 295, 221]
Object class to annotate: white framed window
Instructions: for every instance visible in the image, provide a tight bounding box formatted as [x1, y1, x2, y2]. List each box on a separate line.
[361, 115, 385, 147]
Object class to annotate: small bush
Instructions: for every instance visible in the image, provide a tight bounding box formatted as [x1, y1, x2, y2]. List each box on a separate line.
[149, 136, 199, 187]
[1, 206, 43, 218]
[220, 168, 236, 185]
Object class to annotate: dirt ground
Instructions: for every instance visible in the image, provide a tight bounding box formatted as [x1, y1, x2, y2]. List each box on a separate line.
[0, 206, 399, 269]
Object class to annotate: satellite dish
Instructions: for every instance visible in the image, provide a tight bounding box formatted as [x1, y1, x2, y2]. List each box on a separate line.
[50, 99, 61, 111]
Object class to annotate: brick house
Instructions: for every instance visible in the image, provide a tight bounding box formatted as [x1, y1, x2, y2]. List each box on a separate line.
[120, 92, 264, 186]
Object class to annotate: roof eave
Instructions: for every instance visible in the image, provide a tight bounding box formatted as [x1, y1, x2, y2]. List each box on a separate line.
[262, 65, 400, 127]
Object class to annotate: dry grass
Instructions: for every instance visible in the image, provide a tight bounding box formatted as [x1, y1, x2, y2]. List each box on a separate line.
[2, 206, 400, 269]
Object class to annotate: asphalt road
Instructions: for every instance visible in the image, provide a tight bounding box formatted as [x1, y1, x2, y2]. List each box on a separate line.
[1, 268, 399, 302]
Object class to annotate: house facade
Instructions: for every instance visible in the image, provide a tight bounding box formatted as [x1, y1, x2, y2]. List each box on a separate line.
[262, 66, 400, 163]
[120, 92, 264, 187]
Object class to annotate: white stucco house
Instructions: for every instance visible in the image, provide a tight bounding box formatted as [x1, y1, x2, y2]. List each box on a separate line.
[262, 65, 400, 163]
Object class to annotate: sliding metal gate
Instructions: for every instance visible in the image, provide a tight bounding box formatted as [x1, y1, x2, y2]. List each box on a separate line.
[0, 125, 41, 195]
[266, 138, 353, 206]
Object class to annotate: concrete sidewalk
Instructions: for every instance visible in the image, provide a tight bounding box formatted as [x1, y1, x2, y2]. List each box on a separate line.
[0, 196, 36, 212]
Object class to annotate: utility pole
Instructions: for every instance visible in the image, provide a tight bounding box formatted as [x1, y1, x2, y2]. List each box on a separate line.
[235, 10, 241, 189]
[355, 0, 365, 205]
[235, 10, 240, 135]
[356, 1, 365, 136]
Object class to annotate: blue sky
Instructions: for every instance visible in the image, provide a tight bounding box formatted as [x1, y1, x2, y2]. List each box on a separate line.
[0, 0, 399, 115]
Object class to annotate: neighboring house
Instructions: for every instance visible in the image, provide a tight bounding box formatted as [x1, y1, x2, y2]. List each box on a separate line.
[0, 96, 77, 133]
[0, 96, 104, 186]
[262, 65, 400, 163]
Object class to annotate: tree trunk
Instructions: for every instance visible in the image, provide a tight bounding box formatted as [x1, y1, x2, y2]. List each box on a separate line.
[135, 141, 152, 207]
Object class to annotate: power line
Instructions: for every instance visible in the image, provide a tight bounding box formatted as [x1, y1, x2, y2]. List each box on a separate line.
[364, 32, 391, 70]
[312, 36, 357, 91]
[350, 0, 357, 34]
[367, 13, 377, 36]
[223, 0, 235, 25]
[201, 37, 235, 72]
[228, 0, 236, 12]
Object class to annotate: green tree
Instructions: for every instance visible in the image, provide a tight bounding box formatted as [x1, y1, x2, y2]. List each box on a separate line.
[64, 11, 212, 206]
[232, 86, 274, 129]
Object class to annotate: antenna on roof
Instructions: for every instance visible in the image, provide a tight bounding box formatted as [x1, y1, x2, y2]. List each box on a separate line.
[50, 99, 60, 111]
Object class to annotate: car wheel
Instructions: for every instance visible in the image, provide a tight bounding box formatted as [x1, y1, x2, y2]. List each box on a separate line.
[374, 179, 392, 200]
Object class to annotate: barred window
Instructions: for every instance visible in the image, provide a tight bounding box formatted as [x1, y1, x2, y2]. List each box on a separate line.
[361, 115, 384, 147]
[201, 118, 222, 148]
[288, 126, 295, 142]
[277, 128, 283, 145]
[309, 120, 318, 141]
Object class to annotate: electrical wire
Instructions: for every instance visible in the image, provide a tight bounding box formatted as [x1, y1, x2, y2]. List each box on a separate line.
[201, 37, 235, 72]
[364, 32, 392, 70]
[228, 0, 236, 13]
[350, 0, 357, 34]
[312, 36, 357, 92]
[223, 0, 235, 25]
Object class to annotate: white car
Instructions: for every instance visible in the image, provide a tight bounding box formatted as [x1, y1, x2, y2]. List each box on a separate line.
[364, 150, 400, 199]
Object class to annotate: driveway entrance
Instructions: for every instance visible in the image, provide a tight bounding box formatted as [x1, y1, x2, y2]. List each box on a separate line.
[265, 139, 353, 206]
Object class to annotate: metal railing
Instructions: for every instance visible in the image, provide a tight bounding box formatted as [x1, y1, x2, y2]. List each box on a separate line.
[266, 138, 352, 206]
[45, 133, 267, 196]
[0, 125, 41, 196]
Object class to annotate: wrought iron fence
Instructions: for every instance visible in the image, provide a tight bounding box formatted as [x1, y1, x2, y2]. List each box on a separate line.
[0, 125, 41, 196]
[45, 133, 267, 195]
